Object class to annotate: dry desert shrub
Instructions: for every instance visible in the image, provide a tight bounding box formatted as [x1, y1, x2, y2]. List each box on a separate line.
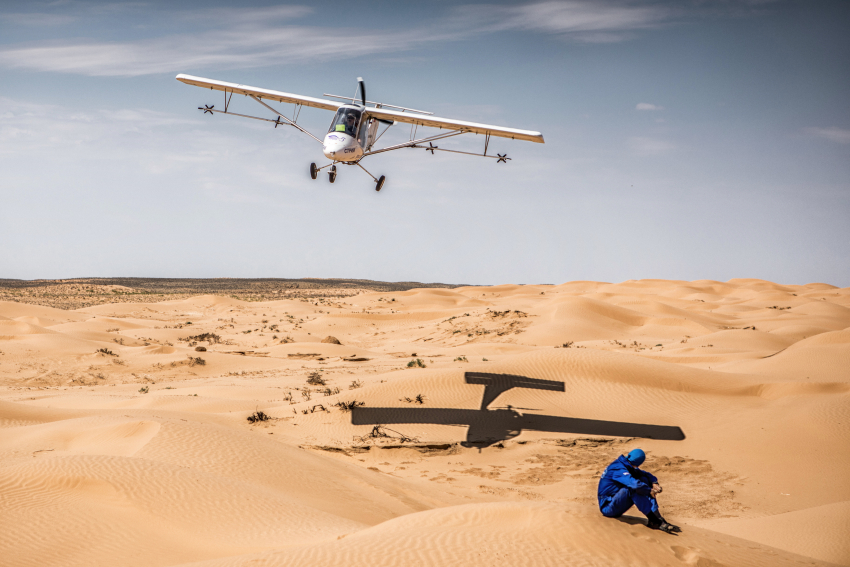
[247, 410, 270, 423]
[306, 371, 326, 386]
[355, 425, 417, 444]
[333, 400, 365, 412]
[407, 358, 426, 368]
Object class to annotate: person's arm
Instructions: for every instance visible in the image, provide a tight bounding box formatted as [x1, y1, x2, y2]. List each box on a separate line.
[636, 470, 661, 496]
[635, 469, 658, 484]
[611, 467, 651, 494]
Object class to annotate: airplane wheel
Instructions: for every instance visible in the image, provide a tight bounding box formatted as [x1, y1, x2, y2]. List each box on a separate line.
[329, 166, 337, 184]
[310, 163, 318, 180]
[376, 175, 385, 192]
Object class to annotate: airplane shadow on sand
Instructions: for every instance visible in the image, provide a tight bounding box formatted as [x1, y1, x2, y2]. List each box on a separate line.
[352, 372, 685, 448]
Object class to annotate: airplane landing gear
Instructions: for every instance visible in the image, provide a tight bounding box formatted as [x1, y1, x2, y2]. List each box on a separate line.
[310, 163, 318, 180]
[328, 165, 337, 183]
[355, 162, 384, 192]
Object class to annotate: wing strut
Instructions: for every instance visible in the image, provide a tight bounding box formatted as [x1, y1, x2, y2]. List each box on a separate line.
[363, 129, 509, 162]
[195, 93, 322, 144]
[249, 95, 322, 144]
[362, 130, 466, 157]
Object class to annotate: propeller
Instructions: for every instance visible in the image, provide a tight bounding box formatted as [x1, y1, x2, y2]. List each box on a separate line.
[427, 143, 438, 154]
[273, 116, 282, 128]
[199, 105, 214, 115]
[357, 77, 366, 107]
[496, 153, 510, 163]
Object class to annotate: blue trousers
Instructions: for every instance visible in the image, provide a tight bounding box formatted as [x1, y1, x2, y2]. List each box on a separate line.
[600, 487, 658, 518]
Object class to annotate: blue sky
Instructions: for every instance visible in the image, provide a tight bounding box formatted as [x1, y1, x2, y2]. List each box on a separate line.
[1, 1, 848, 286]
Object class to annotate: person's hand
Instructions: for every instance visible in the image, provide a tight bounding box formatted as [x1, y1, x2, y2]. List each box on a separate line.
[651, 484, 662, 497]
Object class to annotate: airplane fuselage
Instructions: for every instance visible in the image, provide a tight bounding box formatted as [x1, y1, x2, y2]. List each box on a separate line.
[322, 132, 363, 162]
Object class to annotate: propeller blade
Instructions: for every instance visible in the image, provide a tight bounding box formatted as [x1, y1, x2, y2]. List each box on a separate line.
[357, 77, 366, 107]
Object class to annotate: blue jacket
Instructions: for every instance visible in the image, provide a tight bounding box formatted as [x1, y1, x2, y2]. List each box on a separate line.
[597, 455, 658, 506]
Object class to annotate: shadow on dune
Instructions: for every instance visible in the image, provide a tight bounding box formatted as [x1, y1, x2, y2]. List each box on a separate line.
[352, 372, 685, 448]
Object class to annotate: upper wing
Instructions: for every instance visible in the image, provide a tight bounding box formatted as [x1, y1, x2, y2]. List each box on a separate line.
[364, 107, 544, 144]
[176, 74, 341, 112]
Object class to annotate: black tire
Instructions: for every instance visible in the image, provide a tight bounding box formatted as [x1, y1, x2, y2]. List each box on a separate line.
[310, 163, 318, 180]
[329, 171, 336, 183]
[375, 175, 385, 192]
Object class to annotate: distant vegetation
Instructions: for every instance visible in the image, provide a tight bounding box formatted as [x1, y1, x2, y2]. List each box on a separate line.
[181, 333, 221, 344]
[0, 277, 469, 310]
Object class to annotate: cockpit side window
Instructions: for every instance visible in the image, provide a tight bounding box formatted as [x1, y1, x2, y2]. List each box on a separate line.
[328, 107, 362, 136]
[359, 116, 374, 147]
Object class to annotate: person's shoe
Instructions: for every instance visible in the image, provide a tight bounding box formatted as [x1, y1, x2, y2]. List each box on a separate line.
[658, 514, 681, 533]
[646, 512, 680, 534]
[657, 521, 679, 534]
[645, 511, 663, 530]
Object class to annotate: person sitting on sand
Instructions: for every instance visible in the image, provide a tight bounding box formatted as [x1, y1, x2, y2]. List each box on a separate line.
[597, 448, 680, 534]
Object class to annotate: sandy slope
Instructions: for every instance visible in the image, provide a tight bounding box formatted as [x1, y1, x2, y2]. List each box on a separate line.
[1, 279, 848, 566]
[181, 502, 834, 567]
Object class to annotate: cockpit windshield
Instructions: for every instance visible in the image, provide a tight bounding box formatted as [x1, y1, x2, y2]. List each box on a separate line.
[328, 107, 362, 136]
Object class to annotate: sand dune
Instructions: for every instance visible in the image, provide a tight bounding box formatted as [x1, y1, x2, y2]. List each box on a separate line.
[706, 500, 850, 565]
[180, 502, 835, 567]
[1, 279, 848, 566]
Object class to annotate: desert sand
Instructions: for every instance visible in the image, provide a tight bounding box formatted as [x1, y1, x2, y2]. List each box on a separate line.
[1, 278, 848, 566]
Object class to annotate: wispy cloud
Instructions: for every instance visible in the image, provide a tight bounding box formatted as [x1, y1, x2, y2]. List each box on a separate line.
[472, 1, 673, 41]
[0, 97, 198, 154]
[0, 1, 679, 76]
[628, 136, 675, 156]
[0, 12, 77, 26]
[170, 5, 314, 26]
[0, 25, 460, 77]
[636, 102, 663, 111]
[806, 126, 850, 144]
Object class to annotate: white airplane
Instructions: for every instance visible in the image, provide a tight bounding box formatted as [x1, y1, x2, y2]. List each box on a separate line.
[177, 74, 544, 191]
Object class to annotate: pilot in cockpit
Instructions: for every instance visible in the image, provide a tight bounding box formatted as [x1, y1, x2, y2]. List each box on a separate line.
[344, 113, 358, 136]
